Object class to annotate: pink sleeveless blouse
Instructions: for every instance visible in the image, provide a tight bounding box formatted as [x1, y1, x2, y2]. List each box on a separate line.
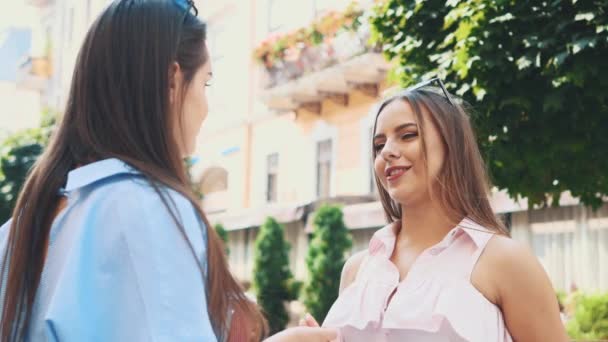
[323, 218, 513, 342]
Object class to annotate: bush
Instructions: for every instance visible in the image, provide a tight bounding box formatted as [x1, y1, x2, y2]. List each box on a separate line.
[0, 112, 55, 223]
[253, 217, 293, 334]
[214, 223, 229, 256]
[303, 204, 352, 323]
[567, 292, 608, 340]
[287, 279, 303, 301]
[557, 290, 567, 307]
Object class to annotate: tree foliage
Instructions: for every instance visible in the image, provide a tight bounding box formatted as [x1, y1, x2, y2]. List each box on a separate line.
[253, 217, 294, 335]
[303, 205, 352, 323]
[371, 0, 608, 208]
[214, 223, 230, 256]
[567, 292, 608, 339]
[0, 112, 55, 223]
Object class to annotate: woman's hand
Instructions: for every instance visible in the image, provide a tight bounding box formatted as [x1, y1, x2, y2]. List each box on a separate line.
[264, 326, 337, 342]
[299, 313, 320, 327]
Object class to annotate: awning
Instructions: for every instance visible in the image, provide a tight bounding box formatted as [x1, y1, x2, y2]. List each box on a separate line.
[304, 200, 386, 233]
[489, 189, 584, 213]
[207, 202, 307, 231]
[209, 191, 596, 232]
[341, 201, 386, 230]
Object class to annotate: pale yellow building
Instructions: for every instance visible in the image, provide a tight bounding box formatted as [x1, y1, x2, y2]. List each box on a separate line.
[39, 0, 608, 293]
[0, 0, 54, 136]
[196, 0, 608, 293]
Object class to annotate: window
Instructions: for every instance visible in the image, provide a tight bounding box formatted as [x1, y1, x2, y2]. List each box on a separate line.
[316, 139, 332, 198]
[266, 153, 279, 203]
[503, 212, 512, 232]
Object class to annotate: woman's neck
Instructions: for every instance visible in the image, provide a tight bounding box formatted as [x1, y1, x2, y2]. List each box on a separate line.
[398, 200, 461, 247]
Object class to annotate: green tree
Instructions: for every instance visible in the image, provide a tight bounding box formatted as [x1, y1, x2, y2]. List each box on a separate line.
[370, 0, 608, 208]
[303, 205, 352, 323]
[0, 111, 55, 223]
[214, 223, 230, 255]
[252, 217, 293, 335]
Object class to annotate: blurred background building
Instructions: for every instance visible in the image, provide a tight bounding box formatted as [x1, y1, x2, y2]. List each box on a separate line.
[2, 0, 607, 293]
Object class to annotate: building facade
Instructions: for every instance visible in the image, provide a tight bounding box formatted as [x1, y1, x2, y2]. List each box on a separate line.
[0, 0, 54, 136]
[197, 0, 608, 293]
[42, 0, 608, 293]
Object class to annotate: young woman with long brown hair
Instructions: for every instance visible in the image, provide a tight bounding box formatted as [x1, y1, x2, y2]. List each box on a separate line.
[303, 79, 569, 341]
[0, 1, 335, 341]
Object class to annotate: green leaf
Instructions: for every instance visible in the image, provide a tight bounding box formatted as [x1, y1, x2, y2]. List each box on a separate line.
[574, 12, 595, 22]
[489, 12, 514, 23]
[567, 293, 608, 339]
[516, 55, 533, 70]
[572, 37, 597, 54]
[551, 51, 569, 67]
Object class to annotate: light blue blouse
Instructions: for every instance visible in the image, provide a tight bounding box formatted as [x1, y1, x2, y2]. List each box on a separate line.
[0, 158, 217, 341]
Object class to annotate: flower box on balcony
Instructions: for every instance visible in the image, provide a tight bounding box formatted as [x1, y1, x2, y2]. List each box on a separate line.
[254, 3, 378, 89]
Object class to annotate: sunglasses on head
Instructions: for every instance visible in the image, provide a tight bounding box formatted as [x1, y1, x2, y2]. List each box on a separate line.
[371, 77, 457, 138]
[384, 77, 456, 108]
[174, 0, 198, 19]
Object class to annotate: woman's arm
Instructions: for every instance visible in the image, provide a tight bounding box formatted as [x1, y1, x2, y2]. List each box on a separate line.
[483, 236, 569, 342]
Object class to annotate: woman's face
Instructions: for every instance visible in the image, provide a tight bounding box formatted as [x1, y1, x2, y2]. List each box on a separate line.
[171, 58, 213, 157]
[373, 99, 445, 207]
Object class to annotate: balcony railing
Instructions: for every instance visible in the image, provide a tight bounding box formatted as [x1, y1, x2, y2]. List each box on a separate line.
[253, 4, 392, 112]
[260, 25, 378, 89]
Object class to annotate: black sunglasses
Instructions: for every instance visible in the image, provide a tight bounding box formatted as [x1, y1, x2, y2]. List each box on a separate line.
[174, 0, 198, 19]
[173, 0, 198, 48]
[371, 77, 456, 142]
[384, 77, 455, 107]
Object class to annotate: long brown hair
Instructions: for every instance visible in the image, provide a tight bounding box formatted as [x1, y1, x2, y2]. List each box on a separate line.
[371, 88, 508, 235]
[0, 1, 266, 340]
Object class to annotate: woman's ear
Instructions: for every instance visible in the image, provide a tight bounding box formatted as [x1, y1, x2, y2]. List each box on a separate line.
[169, 62, 182, 105]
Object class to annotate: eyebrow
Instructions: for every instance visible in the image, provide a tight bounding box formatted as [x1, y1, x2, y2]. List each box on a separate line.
[373, 122, 418, 140]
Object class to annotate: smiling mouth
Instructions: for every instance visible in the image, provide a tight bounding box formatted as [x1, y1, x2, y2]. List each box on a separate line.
[385, 166, 411, 182]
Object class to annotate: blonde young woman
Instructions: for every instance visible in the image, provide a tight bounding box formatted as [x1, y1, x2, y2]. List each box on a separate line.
[302, 79, 569, 342]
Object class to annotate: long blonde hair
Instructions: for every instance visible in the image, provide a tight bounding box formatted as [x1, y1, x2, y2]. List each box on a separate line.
[371, 88, 509, 235]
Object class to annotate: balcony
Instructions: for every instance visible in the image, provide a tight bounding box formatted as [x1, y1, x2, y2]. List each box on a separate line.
[254, 5, 391, 113]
